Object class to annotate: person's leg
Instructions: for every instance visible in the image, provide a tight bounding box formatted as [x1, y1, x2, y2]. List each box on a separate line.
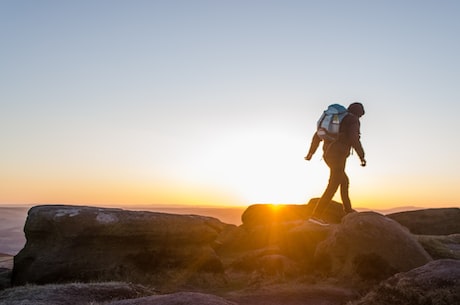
[340, 170, 354, 213]
[311, 157, 345, 218]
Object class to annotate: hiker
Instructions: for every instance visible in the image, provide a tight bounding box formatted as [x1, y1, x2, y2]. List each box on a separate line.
[305, 102, 366, 226]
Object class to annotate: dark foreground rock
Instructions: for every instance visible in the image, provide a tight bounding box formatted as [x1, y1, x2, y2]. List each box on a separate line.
[315, 212, 432, 282]
[350, 259, 460, 305]
[9, 204, 460, 305]
[109, 291, 237, 305]
[13, 205, 232, 287]
[0, 268, 11, 290]
[0, 282, 356, 305]
[225, 283, 358, 305]
[0, 282, 155, 305]
[241, 199, 346, 228]
[388, 208, 460, 235]
[417, 234, 460, 260]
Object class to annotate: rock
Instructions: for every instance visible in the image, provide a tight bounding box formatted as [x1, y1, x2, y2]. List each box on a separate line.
[280, 221, 330, 270]
[307, 198, 348, 224]
[224, 199, 347, 257]
[224, 283, 358, 305]
[241, 204, 310, 228]
[417, 234, 460, 260]
[213, 224, 249, 254]
[13, 205, 229, 287]
[220, 201, 342, 274]
[0, 268, 11, 290]
[314, 212, 432, 282]
[350, 259, 460, 305]
[224, 221, 305, 254]
[388, 208, 460, 235]
[108, 291, 237, 305]
[0, 282, 155, 305]
[241, 199, 346, 228]
[255, 254, 298, 278]
[218, 219, 332, 273]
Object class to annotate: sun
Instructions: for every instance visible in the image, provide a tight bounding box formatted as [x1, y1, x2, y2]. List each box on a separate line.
[179, 126, 331, 205]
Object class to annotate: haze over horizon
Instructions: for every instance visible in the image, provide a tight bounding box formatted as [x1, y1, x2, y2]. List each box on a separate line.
[1, 1, 460, 210]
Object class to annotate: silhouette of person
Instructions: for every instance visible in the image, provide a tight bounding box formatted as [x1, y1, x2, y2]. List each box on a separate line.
[305, 102, 366, 226]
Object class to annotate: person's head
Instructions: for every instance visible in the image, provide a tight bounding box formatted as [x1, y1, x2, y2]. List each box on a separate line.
[348, 102, 365, 117]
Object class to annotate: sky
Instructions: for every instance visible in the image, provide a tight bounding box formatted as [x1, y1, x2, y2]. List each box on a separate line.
[1, 0, 459, 210]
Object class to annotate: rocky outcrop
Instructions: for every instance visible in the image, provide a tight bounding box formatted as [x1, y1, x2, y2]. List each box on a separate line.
[241, 198, 346, 228]
[350, 259, 460, 305]
[0, 286, 236, 305]
[280, 221, 330, 269]
[417, 234, 460, 259]
[217, 200, 338, 259]
[109, 292, 237, 305]
[218, 218, 331, 276]
[388, 208, 460, 235]
[0, 282, 155, 305]
[7, 204, 460, 305]
[314, 212, 432, 282]
[13, 205, 232, 287]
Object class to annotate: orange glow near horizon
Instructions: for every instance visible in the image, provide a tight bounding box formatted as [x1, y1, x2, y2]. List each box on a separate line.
[1, 130, 459, 210]
[0, 173, 244, 207]
[2, 178, 458, 211]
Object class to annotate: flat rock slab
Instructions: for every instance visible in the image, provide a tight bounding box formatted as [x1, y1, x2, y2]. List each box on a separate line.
[13, 205, 230, 286]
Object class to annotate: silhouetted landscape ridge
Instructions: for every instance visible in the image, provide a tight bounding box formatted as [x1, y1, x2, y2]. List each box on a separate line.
[1, 200, 459, 305]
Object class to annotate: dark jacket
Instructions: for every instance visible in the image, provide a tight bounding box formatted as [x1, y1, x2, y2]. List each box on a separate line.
[307, 104, 365, 160]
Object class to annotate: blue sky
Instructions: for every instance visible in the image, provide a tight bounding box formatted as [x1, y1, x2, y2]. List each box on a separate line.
[1, 0, 459, 208]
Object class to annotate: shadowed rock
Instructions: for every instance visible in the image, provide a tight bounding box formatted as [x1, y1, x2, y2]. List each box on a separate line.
[280, 221, 330, 270]
[350, 259, 460, 305]
[0, 282, 155, 305]
[0, 268, 11, 290]
[314, 212, 432, 282]
[13, 205, 230, 287]
[108, 291, 237, 305]
[387, 208, 460, 235]
[417, 234, 460, 260]
[241, 199, 346, 228]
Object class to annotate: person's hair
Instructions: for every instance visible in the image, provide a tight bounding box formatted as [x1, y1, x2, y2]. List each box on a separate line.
[348, 103, 365, 116]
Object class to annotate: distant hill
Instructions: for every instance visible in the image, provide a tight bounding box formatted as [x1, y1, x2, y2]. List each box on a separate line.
[0, 252, 14, 269]
[0, 206, 29, 255]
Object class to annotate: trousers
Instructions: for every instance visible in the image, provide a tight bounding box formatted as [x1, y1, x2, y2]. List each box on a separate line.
[312, 155, 352, 217]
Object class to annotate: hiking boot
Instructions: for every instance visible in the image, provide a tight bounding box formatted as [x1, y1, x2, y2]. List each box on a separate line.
[308, 217, 329, 226]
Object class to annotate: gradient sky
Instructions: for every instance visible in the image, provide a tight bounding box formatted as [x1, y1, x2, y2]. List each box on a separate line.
[1, 0, 459, 209]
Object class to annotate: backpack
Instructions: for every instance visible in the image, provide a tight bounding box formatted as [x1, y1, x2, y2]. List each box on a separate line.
[316, 104, 348, 141]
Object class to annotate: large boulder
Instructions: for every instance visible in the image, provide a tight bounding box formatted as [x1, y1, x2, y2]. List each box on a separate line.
[13, 205, 230, 287]
[241, 199, 346, 228]
[387, 208, 460, 235]
[350, 259, 460, 305]
[280, 221, 330, 270]
[314, 212, 432, 282]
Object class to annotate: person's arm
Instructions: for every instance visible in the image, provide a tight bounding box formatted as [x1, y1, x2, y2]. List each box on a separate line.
[305, 132, 321, 160]
[348, 119, 366, 166]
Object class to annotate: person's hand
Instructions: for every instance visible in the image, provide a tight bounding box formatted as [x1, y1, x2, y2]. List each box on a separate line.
[360, 158, 367, 167]
[304, 153, 313, 161]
